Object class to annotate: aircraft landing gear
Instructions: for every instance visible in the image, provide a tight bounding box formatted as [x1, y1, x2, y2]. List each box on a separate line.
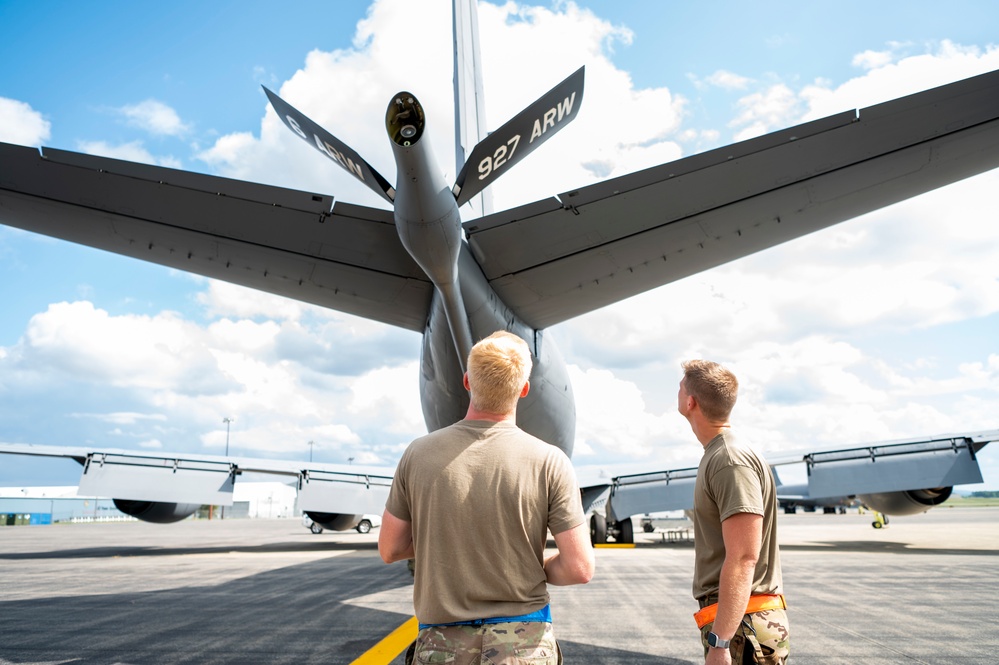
[612, 517, 634, 544]
[590, 514, 607, 545]
[589, 514, 635, 545]
[871, 511, 889, 529]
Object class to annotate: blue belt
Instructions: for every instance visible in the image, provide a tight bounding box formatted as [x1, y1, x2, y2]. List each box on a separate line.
[418, 604, 551, 630]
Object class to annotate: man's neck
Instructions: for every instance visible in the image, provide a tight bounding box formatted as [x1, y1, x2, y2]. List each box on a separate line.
[463, 404, 517, 423]
[693, 421, 731, 448]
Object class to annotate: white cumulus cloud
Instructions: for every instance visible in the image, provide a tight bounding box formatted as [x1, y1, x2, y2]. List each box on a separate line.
[0, 97, 51, 146]
[77, 140, 182, 168]
[117, 99, 190, 136]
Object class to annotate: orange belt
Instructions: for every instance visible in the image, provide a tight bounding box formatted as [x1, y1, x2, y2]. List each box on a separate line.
[694, 594, 786, 629]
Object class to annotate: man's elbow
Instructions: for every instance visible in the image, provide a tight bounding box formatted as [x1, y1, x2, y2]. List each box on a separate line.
[377, 537, 403, 564]
[377, 511, 413, 564]
[574, 564, 595, 585]
[582, 550, 596, 583]
[551, 523, 596, 585]
[569, 551, 596, 585]
[725, 552, 759, 580]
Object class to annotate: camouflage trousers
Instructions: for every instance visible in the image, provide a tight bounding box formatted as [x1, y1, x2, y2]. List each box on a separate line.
[700, 609, 790, 664]
[407, 621, 562, 665]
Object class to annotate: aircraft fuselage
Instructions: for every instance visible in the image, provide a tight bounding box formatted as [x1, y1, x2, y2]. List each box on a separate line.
[386, 91, 577, 455]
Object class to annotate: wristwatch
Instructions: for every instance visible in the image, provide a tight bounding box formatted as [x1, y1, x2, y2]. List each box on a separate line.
[706, 632, 731, 649]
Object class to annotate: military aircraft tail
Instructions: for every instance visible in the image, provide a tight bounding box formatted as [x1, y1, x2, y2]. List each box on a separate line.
[264, 65, 584, 214]
[452, 66, 584, 207]
[452, 0, 490, 217]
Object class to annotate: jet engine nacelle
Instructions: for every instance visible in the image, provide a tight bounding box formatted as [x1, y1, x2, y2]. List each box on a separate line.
[305, 512, 363, 532]
[857, 487, 952, 516]
[112, 499, 200, 524]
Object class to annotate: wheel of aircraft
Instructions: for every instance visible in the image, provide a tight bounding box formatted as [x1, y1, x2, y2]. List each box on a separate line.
[590, 514, 607, 545]
[310, 523, 323, 534]
[871, 512, 889, 529]
[356, 519, 373, 534]
[616, 517, 634, 545]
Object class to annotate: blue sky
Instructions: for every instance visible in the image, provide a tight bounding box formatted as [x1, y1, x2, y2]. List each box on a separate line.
[1, 0, 998, 491]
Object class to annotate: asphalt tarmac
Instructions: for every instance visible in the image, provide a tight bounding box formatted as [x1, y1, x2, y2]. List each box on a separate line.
[0, 507, 996, 664]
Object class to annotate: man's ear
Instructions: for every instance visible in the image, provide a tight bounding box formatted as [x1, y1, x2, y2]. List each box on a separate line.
[462, 373, 471, 391]
[520, 381, 530, 398]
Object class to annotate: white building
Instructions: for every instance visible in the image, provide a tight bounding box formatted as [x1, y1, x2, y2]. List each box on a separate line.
[0, 481, 300, 521]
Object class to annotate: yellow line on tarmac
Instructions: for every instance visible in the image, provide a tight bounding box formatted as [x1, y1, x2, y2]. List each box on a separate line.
[594, 543, 635, 548]
[350, 616, 418, 665]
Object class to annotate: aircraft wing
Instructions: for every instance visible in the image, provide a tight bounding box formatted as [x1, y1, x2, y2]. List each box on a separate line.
[0, 442, 395, 516]
[464, 69, 999, 329]
[0, 143, 432, 332]
[599, 429, 999, 522]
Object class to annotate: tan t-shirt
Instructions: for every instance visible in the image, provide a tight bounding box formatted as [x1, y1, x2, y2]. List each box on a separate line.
[385, 419, 584, 625]
[691, 430, 782, 602]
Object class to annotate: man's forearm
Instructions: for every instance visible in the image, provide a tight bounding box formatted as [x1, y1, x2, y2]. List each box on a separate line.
[710, 512, 764, 644]
[543, 552, 589, 586]
[377, 510, 415, 564]
[381, 542, 415, 563]
[711, 556, 755, 640]
[546, 522, 595, 586]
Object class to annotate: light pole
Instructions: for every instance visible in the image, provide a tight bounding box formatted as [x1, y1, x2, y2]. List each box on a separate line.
[348, 457, 354, 465]
[223, 417, 235, 456]
[220, 416, 235, 520]
[308, 440, 315, 463]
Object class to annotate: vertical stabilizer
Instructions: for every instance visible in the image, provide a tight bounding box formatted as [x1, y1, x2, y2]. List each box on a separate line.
[453, 0, 492, 218]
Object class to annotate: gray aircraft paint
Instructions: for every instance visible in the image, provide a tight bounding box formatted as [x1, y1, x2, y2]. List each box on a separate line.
[1, 0, 999, 529]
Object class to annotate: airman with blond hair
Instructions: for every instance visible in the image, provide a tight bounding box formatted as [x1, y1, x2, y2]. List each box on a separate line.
[380, 330, 594, 664]
[465, 330, 533, 414]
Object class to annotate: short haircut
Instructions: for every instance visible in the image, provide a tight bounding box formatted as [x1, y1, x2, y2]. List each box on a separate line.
[681, 359, 738, 422]
[466, 331, 533, 414]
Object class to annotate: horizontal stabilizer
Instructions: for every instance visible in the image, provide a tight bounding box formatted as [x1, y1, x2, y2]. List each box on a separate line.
[0, 141, 431, 331]
[263, 86, 396, 204]
[465, 68, 999, 329]
[454, 66, 584, 207]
